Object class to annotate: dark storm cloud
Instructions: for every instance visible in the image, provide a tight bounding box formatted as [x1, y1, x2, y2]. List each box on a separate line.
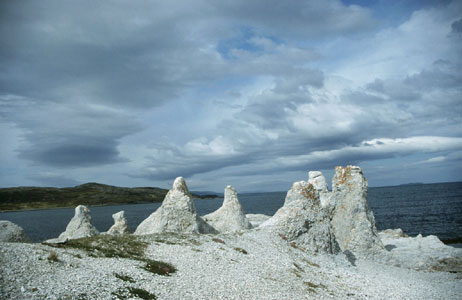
[451, 18, 462, 33]
[0, 94, 142, 167]
[19, 142, 126, 168]
[0, 1, 219, 108]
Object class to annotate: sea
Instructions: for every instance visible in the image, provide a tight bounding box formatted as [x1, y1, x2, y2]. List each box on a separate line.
[1, 182, 461, 244]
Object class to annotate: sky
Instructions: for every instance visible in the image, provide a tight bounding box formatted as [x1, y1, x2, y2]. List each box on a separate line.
[0, 0, 461, 192]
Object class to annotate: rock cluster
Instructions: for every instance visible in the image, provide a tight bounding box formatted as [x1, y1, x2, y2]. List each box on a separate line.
[45, 205, 99, 243]
[135, 177, 215, 235]
[203, 186, 252, 233]
[261, 180, 339, 254]
[261, 165, 386, 259]
[106, 211, 130, 235]
[0, 220, 30, 243]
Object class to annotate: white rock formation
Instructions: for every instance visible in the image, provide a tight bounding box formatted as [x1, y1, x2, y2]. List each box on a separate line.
[379, 230, 462, 272]
[246, 214, 271, 228]
[45, 205, 99, 243]
[0, 220, 30, 243]
[203, 186, 252, 233]
[308, 171, 328, 191]
[135, 177, 216, 235]
[308, 171, 330, 208]
[330, 166, 384, 259]
[261, 181, 339, 254]
[106, 211, 130, 235]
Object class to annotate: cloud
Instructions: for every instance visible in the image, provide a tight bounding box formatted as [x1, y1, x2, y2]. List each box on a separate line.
[27, 173, 81, 187]
[451, 18, 462, 33]
[1, 95, 142, 167]
[0, 1, 460, 190]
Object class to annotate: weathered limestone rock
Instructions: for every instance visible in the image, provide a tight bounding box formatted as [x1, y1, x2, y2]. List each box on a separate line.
[246, 214, 271, 228]
[0, 220, 30, 243]
[308, 171, 328, 192]
[106, 211, 130, 235]
[203, 186, 252, 233]
[308, 171, 330, 208]
[45, 205, 99, 243]
[380, 230, 462, 272]
[379, 228, 407, 239]
[135, 177, 216, 235]
[330, 166, 384, 259]
[261, 181, 339, 254]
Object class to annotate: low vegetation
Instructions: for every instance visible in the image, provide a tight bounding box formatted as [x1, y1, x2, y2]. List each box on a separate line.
[234, 247, 248, 254]
[114, 273, 136, 283]
[112, 287, 157, 300]
[44, 235, 176, 276]
[47, 251, 59, 262]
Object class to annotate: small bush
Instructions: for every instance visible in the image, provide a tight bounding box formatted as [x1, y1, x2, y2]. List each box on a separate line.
[234, 247, 248, 254]
[47, 251, 59, 262]
[114, 273, 136, 283]
[127, 287, 157, 300]
[143, 259, 176, 276]
[212, 238, 225, 244]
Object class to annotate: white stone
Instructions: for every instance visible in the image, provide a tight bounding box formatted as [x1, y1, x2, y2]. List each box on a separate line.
[134, 177, 216, 235]
[261, 181, 339, 254]
[379, 230, 462, 272]
[330, 166, 384, 259]
[45, 205, 99, 243]
[245, 214, 271, 228]
[203, 186, 252, 233]
[106, 211, 130, 235]
[0, 220, 30, 243]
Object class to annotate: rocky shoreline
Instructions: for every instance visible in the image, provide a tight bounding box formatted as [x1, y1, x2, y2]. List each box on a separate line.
[1, 166, 461, 299]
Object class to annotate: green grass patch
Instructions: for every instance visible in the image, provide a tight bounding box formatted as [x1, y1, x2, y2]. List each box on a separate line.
[44, 234, 147, 259]
[45, 235, 176, 276]
[143, 259, 176, 276]
[150, 232, 202, 246]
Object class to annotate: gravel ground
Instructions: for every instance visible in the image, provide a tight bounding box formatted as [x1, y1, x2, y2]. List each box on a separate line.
[1, 229, 461, 300]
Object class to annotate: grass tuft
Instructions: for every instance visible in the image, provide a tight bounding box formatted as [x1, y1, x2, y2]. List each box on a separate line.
[45, 235, 176, 276]
[127, 287, 157, 300]
[47, 251, 59, 262]
[212, 238, 225, 244]
[143, 259, 176, 276]
[114, 273, 136, 283]
[234, 247, 248, 255]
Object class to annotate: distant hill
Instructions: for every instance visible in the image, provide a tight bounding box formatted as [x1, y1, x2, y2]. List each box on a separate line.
[0, 182, 216, 211]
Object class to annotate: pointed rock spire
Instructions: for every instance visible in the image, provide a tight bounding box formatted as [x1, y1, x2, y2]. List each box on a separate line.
[203, 185, 252, 233]
[134, 177, 215, 235]
[106, 211, 130, 235]
[330, 166, 384, 258]
[45, 205, 99, 243]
